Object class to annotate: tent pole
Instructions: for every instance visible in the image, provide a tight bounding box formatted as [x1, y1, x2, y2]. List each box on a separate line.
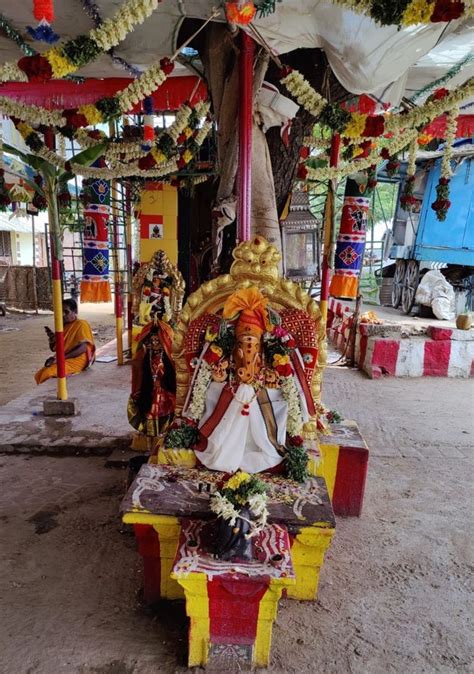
[320, 133, 340, 325]
[237, 31, 254, 243]
[109, 120, 124, 365]
[45, 128, 67, 401]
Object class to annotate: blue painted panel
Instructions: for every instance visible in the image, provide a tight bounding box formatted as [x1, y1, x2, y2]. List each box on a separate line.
[415, 156, 474, 265]
[413, 246, 474, 266]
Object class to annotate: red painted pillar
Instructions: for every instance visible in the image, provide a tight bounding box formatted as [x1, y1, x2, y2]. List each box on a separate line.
[238, 31, 254, 243]
[125, 180, 133, 349]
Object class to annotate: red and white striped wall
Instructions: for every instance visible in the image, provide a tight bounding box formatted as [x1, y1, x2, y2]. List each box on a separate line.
[327, 299, 474, 379]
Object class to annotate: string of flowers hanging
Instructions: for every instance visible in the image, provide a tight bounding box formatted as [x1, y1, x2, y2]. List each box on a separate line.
[321, 0, 471, 26]
[0, 0, 161, 83]
[431, 106, 459, 221]
[400, 137, 418, 212]
[27, 0, 59, 43]
[279, 65, 474, 141]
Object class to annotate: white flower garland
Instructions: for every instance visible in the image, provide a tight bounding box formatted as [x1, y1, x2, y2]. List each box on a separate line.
[303, 136, 331, 149]
[0, 0, 160, 84]
[117, 62, 168, 112]
[281, 65, 473, 141]
[74, 128, 103, 147]
[210, 492, 268, 536]
[37, 145, 67, 168]
[305, 129, 417, 182]
[440, 105, 459, 179]
[384, 84, 472, 135]
[0, 62, 28, 84]
[281, 69, 326, 118]
[72, 158, 178, 179]
[406, 136, 418, 179]
[279, 375, 304, 436]
[186, 361, 213, 421]
[0, 97, 65, 127]
[90, 0, 160, 52]
[165, 104, 192, 143]
[194, 119, 213, 146]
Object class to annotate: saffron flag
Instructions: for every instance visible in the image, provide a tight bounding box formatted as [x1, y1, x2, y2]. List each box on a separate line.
[80, 177, 112, 303]
[329, 178, 370, 300]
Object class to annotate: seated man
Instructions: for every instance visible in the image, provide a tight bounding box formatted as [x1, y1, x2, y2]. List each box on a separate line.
[35, 298, 95, 384]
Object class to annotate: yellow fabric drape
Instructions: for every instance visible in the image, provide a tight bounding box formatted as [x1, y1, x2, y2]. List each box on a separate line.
[35, 319, 95, 384]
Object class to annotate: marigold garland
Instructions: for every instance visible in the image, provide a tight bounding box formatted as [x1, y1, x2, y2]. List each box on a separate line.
[0, 0, 160, 83]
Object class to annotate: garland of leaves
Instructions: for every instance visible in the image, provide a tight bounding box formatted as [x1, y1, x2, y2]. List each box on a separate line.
[0, 15, 35, 56]
[0, 0, 160, 83]
[431, 106, 459, 221]
[408, 51, 474, 104]
[285, 435, 308, 483]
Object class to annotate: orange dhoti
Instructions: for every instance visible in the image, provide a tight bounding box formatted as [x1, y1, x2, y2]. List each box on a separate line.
[35, 319, 95, 385]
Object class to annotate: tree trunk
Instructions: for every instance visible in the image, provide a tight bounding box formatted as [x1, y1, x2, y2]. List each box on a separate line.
[199, 24, 280, 264]
[178, 21, 349, 267]
[265, 50, 348, 215]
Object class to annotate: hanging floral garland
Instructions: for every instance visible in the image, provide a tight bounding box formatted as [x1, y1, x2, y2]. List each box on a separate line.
[280, 66, 474, 141]
[27, 0, 59, 43]
[0, 55, 176, 135]
[0, 0, 161, 83]
[383, 149, 401, 177]
[80, 0, 141, 77]
[304, 130, 417, 182]
[400, 137, 418, 212]
[0, 15, 35, 56]
[0, 96, 65, 127]
[12, 104, 213, 180]
[408, 52, 474, 104]
[431, 106, 459, 221]
[326, 0, 471, 26]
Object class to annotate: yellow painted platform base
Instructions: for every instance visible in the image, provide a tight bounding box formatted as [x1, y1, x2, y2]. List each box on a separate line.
[287, 525, 335, 600]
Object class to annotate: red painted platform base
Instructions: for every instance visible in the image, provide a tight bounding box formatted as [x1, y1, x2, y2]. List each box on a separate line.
[318, 421, 369, 517]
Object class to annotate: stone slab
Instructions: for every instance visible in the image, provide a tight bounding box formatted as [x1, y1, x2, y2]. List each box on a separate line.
[0, 362, 132, 454]
[121, 464, 335, 533]
[43, 398, 79, 417]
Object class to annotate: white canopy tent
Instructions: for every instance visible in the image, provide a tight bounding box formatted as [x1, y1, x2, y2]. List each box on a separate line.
[0, 1, 472, 107]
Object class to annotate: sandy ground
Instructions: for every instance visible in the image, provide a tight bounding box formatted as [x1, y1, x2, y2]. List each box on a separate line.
[0, 353, 473, 673]
[0, 303, 117, 405]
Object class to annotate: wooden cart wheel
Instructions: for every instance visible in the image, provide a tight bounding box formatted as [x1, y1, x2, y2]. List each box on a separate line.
[391, 259, 406, 308]
[401, 260, 420, 315]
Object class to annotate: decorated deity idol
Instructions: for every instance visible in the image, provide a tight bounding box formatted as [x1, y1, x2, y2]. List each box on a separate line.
[128, 320, 176, 442]
[179, 286, 315, 478]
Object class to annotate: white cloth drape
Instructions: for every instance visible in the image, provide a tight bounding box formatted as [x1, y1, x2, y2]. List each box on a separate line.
[198, 382, 286, 473]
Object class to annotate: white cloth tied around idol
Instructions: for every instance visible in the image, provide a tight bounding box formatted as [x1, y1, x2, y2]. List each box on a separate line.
[196, 349, 310, 474]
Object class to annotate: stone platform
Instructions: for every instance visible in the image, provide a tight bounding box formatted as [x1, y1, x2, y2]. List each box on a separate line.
[328, 298, 474, 378]
[122, 463, 336, 668]
[0, 360, 132, 455]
